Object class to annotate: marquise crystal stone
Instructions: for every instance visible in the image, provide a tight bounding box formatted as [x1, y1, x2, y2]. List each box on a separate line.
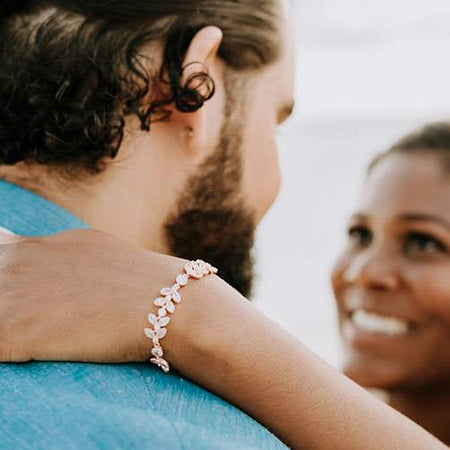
[176, 274, 188, 286]
[154, 297, 166, 307]
[165, 300, 175, 313]
[144, 328, 153, 339]
[160, 287, 173, 296]
[144, 328, 161, 346]
[148, 313, 170, 328]
[156, 328, 167, 339]
[148, 313, 159, 326]
[159, 316, 170, 327]
[171, 290, 181, 303]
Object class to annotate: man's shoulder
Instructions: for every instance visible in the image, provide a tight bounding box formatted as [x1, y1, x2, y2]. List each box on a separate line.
[0, 362, 181, 448]
[0, 362, 287, 450]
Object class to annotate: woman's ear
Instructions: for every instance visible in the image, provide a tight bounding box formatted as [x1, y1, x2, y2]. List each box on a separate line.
[174, 26, 224, 156]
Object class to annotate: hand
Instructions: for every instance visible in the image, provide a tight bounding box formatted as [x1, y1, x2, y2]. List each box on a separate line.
[0, 229, 212, 363]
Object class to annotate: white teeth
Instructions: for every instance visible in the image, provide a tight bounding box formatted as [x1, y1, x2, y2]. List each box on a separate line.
[351, 310, 409, 336]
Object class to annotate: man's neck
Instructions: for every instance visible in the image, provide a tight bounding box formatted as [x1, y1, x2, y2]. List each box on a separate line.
[387, 383, 450, 445]
[0, 157, 176, 253]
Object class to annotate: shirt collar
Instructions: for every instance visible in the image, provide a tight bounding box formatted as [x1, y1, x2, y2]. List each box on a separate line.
[0, 179, 88, 235]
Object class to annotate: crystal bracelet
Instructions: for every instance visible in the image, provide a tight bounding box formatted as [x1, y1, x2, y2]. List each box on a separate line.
[144, 259, 218, 373]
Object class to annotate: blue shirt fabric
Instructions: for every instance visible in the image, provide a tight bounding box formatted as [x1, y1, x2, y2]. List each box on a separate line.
[0, 180, 287, 450]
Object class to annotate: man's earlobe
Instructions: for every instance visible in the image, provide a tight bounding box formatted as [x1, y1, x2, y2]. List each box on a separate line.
[180, 126, 195, 140]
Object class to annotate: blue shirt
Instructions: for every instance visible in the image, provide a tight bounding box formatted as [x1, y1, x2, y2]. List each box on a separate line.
[0, 180, 287, 450]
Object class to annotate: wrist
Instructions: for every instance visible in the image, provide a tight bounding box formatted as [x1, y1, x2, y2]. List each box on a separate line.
[164, 273, 251, 378]
[134, 253, 227, 365]
[135, 253, 251, 377]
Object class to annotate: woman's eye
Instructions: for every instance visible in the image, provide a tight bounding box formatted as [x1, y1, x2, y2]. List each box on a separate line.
[405, 233, 446, 254]
[348, 226, 372, 247]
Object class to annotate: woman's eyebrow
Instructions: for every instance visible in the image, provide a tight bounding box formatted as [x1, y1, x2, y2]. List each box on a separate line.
[400, 213, 450, 231]
[349, 213, 368, 222]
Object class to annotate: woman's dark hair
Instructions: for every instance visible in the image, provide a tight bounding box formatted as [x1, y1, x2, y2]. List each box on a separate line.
[368, 122, 450, 174]
[0, 0, 281, 173]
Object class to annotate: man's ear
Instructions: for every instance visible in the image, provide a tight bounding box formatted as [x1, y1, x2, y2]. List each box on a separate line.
[172, 26, 223, 155]
[183, 26, 223, 69]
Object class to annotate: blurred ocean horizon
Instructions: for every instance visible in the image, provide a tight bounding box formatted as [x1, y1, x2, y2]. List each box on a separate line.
[253, 0, 450, 367]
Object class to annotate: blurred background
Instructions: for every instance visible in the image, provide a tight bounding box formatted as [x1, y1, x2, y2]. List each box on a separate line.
[254, 0, 450, 367]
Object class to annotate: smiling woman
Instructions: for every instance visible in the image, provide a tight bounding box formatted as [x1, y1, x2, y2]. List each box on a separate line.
[332, 122, 450, 444]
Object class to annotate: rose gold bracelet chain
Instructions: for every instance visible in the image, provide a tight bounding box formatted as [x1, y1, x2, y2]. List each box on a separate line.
[144, 259, 218, 373]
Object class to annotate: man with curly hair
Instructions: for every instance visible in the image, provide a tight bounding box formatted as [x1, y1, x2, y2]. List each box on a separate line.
[0, 0, 295, 448]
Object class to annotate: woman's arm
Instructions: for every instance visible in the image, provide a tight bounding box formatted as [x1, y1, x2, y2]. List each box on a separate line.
[0, 230, 445, 449]
[172, 275, 445, 449]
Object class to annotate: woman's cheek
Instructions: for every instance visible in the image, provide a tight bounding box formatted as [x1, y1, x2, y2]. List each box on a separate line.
[404, 265, 450, 321]
[331, 253, 351, 305]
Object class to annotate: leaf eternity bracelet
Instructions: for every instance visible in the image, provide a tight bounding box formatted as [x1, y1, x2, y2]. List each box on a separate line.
[144, 259, 218, 373]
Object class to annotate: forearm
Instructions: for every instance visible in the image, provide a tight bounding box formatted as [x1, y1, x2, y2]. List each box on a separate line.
[166, 276, 446, 450]
[0, 231, 445, 449]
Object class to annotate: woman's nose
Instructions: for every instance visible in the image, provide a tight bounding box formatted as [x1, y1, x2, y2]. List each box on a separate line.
[343, 249, 400, 291]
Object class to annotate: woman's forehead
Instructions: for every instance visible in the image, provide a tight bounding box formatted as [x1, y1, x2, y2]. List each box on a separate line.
[358, 152, 450, 221]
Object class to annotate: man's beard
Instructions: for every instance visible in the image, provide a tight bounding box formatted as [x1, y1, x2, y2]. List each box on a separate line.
[164, 91, 256, 298]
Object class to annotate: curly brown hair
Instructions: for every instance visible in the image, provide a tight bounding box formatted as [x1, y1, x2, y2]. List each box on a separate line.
[0, 0, 281, 174]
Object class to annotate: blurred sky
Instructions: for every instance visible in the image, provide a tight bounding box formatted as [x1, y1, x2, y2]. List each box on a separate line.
[254, 0, 450, 367]
[297, 0, 450, 119]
